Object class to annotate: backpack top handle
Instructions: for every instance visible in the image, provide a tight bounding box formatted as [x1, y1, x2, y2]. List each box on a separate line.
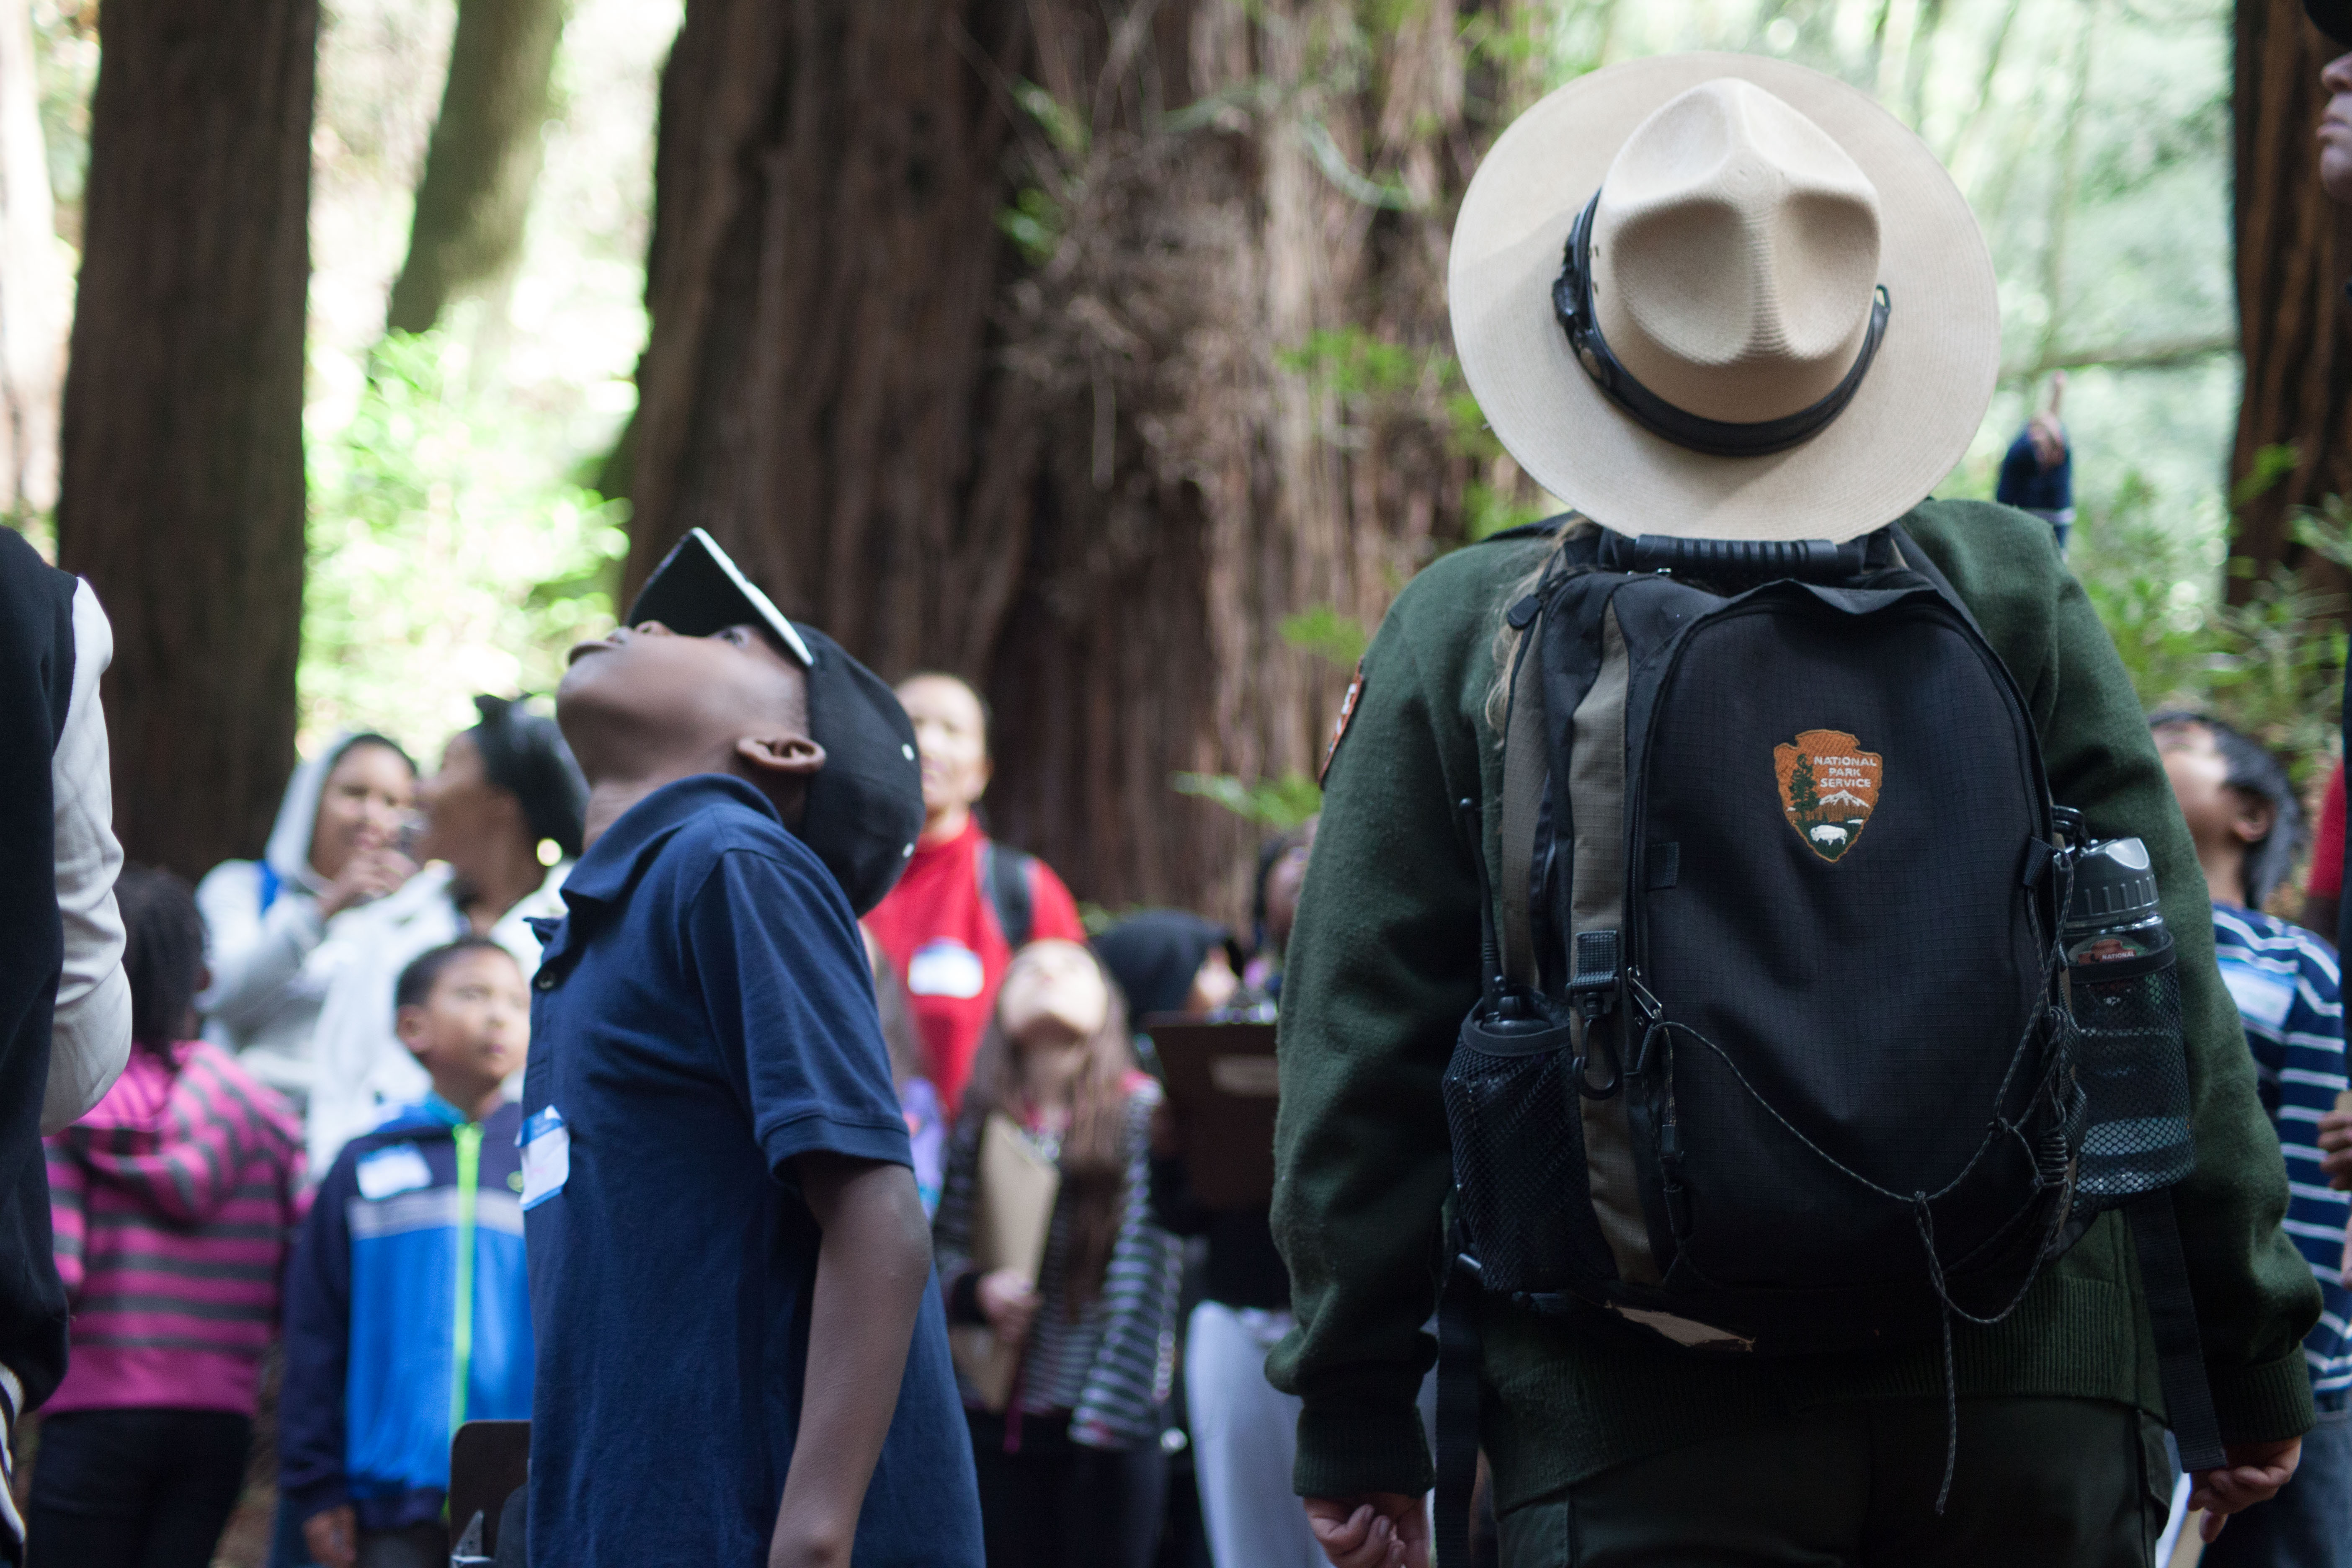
[1596, 531, 1877, 583]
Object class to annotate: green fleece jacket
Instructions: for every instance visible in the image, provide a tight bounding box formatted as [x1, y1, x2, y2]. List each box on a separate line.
[1266, 500, 2320, 1510]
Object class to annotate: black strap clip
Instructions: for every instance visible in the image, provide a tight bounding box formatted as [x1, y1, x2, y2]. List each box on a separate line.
[1569, 929, 1620, 1021]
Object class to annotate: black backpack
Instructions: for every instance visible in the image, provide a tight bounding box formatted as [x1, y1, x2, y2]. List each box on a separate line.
[1433, 522, 2217, 1554]
[977, 839, 1036, 951]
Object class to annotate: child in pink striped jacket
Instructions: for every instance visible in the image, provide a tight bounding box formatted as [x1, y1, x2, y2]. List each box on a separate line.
[27, 869, 305, 1568]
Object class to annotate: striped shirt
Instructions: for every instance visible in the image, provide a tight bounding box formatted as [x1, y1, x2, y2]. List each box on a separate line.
[2211, 904, 2352, 1394]
[44, 1039, 305, 1415]
[936, 1080, 1181, 1448]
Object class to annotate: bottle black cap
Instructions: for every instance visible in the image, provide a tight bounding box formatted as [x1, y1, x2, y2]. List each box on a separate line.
[2063, 837, 2161, 931]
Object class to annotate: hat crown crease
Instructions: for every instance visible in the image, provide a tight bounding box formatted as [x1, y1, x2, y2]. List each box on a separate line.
[1591, 78, 1884, 425]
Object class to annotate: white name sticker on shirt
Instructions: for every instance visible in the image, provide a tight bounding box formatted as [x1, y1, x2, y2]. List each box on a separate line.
[2219, 962, 2296, 1031]
[355, 1143, 433, 1201]
[907, 939, 986, 1001]
[519, 1106, 570, 1211]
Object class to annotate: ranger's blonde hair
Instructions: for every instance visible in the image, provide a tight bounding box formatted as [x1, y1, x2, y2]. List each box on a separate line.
[1483, 516, 1595, 738]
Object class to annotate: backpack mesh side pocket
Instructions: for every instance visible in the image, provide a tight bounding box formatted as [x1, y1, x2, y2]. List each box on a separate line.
[1442, 1013, 1604, 1295]
[2067, 945, 2193, 1210]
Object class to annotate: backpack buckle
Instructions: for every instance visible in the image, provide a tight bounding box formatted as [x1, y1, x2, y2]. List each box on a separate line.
[1569, 929, 1620, 1020]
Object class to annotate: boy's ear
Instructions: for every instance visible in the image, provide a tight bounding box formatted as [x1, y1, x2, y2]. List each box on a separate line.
[395, 1004, 428, 1052]
[2232, 792, 2278, 846]
[735, 734, 826, 778]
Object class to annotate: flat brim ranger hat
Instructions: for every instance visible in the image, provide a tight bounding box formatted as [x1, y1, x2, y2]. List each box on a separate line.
[1448, 53, 2001, 543]
[626, 528, 924, 916]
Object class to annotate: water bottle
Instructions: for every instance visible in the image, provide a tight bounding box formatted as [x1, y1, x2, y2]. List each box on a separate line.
[2061, 836, 2193, 1203]
[2062, 837, 2166, 964]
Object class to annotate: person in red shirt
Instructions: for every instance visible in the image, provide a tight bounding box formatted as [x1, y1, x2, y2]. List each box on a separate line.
[2306, 758, 2345, 944]
[864, 673, 1086, 1112]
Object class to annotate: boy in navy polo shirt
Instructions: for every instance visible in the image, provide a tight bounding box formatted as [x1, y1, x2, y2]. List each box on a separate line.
[526, 530, 982, 1568]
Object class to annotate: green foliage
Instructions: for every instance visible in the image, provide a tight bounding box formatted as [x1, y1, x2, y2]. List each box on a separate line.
[301, 330, 629, 757]
[2233, 443, 2301, 512]
[2072, 473, 2344, 790]
[1465, 480, 1548, 541]
[1013, 78, 1088, 158]
[1281, 604, 1371, 669]
[1171, 770, 1324, 830]
[998, 187, 1064, 266]
[1278, 325, 1429, 402]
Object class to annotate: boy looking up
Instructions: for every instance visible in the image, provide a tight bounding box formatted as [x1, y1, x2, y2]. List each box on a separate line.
[531, 530, 981, 1568]
[866, 672, 1085, 1113]
[2155, 712, 2352, 1566]
[281, 936, 534, 1568]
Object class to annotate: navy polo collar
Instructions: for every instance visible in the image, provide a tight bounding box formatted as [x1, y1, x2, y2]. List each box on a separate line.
[558, 774, 782, 913]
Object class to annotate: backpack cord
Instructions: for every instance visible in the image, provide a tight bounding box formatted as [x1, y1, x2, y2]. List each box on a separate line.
[1635, 928, 2072, 1521]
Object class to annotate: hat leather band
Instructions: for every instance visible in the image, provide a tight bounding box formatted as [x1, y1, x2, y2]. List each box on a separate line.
[1551, 192, 1892, 459]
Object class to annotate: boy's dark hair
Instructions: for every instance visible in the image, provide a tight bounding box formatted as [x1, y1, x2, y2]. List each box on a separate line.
[1251, 822, 1315, 955]
[2150, 710, 2305, 908]
[395, 936, 519, 1013]
[116, 867, 205, 1048]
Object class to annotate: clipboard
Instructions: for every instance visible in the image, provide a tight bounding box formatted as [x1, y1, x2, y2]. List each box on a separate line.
[949, 1112, 1061, 1411]
[1148, 1019, 1279, 1209]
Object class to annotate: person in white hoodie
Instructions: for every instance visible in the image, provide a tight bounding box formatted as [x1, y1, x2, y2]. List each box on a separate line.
[194, 733, 420, 1118]
[304, 696, 582, 1176]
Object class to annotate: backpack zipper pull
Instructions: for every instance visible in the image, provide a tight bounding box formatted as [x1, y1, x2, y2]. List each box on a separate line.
[1624, 966, 1662, 1025]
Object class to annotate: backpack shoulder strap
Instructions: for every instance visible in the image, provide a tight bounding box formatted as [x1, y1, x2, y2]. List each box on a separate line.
[2125, 1189, 2228, 1472]
[978, 839, 1035, 952]
[1885, 522, 1988, 633]
[1499, 615, 1547, 990]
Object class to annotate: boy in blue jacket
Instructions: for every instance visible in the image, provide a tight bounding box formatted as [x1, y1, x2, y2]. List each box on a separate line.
[281, 936, 534, 1568]
[524, 530, 981, 1568]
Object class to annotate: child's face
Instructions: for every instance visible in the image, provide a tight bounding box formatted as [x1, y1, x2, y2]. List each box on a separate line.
[999, 940, 1109, 1048]
[397, 947, 530, 1101]
[558, 622, 819, 817]
[2153, 720, 2273, 868]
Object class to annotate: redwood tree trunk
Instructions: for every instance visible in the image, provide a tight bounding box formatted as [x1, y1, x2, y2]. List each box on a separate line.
[57, 0, 316, 877]
[623, 0, 1033, 665]
[626, 1, 1507, 919]
[2233, 0, 2352, 588]
[0, 0, 63, 517]
[385, 0, 568, 334]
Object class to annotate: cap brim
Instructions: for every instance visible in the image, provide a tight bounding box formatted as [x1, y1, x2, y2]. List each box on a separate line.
[624, 529, 922, 916]
[1448, 53, 2001, 544]
[625, 529, 815, 666]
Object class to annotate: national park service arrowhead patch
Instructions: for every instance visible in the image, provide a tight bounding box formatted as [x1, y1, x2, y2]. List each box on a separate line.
[1321, 662, 1365, 784]
[1774, 729, 1882, 863]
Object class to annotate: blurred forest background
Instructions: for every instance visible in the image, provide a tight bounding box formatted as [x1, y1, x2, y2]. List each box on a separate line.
[10, 0, 2352, 929]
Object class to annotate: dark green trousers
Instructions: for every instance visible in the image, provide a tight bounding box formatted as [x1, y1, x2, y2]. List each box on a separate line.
[1498, 1398, 2170, 1567]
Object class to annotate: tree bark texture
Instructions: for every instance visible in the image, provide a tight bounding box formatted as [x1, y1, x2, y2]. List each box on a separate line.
[2233, 0, 2352, 592]
[57, 0, 316, 877]
[386, 0, 568, 334]
[625, 0, 1511, 921]
[0, 0, 63, 516]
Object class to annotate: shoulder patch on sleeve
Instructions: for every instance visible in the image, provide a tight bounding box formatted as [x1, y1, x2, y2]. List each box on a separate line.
[1321, 662, 1366, 784]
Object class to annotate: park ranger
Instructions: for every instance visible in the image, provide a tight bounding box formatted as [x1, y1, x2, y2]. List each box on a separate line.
[1270, 53, 2319, 1568]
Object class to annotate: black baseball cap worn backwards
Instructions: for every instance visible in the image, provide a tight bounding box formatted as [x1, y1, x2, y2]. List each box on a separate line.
[625, 528, 923, 917]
